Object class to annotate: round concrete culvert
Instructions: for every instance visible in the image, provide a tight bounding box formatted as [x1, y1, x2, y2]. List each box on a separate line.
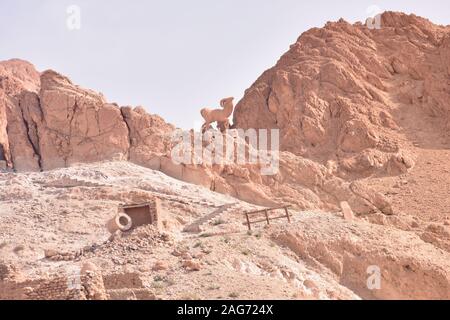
[106, 213, 133, 233]
[118, 215, 129, 227]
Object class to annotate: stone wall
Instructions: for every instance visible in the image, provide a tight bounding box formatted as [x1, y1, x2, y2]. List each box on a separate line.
[25, 276, 87, 300]
[0, 270, 156, 300]
[0, 271, 108, 300]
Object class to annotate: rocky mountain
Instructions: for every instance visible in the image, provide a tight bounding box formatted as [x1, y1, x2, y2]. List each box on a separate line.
[235, 12, 450, 178]
[1, 11, 450, 301]
[1, 12, 450, 217]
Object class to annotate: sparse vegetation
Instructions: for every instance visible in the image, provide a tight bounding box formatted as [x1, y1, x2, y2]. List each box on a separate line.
[152, 275, 175, 288]
[199, 232, 213, 238]
[212, 218, 225, 226]
[151, 281, 166, 290]
[153, 275, 165, 282]
[207, 285, 221, 291]
[193, 241, 202, 248]
[13, 245, 25, 253]
[202, 248, 212, 254]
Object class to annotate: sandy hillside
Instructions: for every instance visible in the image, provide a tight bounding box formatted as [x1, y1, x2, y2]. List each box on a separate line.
[1, 161, 448, 300]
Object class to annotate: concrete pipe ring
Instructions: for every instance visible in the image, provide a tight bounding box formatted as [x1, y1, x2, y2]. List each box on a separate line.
[106, 213, 133, 233]
[116, 213, 132, 232]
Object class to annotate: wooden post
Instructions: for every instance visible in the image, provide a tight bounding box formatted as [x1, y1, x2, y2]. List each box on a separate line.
[284, 206, 291, 223]
[264, 210, 270, 225]
[245, 213, 252, 231]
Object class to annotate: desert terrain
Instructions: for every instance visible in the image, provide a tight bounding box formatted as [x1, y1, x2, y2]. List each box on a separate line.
[0, 12, 449, 300]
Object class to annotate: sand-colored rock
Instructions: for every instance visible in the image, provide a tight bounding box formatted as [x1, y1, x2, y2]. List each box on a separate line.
[0, 92, 10, 167]
[0, 59, 40, 96]
[0, 59, 41, 169]
[234, 12, 450, 180]
[182, 259, 202, 272]
[120, 106, 174, 168]
[340, 201, 355, 221]
[36, 71, 131, 170]
[272, 213, 450, 300]
[5, 91, 42, 171]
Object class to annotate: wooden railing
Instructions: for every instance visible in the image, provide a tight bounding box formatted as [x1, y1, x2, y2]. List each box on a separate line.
[244, 205, 292, 231]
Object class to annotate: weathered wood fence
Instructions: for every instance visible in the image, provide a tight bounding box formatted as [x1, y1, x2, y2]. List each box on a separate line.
[244, 205, 292, 231]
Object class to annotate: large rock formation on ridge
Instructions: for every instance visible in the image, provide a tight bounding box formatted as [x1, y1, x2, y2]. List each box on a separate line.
[234, 12, 450, 178]
[1, 12, 449, 215]
[0, 61, 174, 172]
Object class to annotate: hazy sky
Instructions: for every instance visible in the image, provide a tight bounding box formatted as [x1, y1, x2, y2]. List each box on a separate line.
[1, 0, 449, 129]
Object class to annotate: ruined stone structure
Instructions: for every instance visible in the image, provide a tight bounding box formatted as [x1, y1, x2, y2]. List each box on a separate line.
[120, 199, 162, 230]
[1, 273, 106, 300]
[0, 265, 154, 300]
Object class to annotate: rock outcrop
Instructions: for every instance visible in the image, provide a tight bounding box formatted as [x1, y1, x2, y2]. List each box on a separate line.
[234, 12, 450, 178]
[0, 62, 173, 172]
[120, 106, 174, 169]
[272, 213, 450, 300]
[37, 70, 131, 170]
[0, 59, 41, 169]
[0, 91, 10, 166]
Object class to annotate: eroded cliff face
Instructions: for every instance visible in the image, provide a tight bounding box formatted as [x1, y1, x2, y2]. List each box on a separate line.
[0, 59, 41, 170]
[1, 12, 448, 216]
[234, 12, 450, 179]
[0, 62, 174, 173]
[0, 92, 9, 164]
[37, 71, 131, 170]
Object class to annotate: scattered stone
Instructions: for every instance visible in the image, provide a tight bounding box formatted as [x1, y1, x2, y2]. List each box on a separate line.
[340, 201, 355, 222]
[411, 221, 420, 228]
[108, 231, 123, 242]
[44, 249, 58, 258]
[152, 261, 169, 271]
[182, 259, 201, 272]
